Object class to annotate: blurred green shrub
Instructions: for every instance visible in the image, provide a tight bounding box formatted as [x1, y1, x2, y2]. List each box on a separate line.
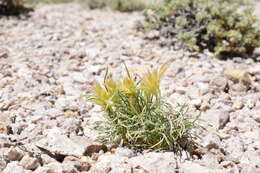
[88, 63, 199, 152]
[85, 0, 106, 9]
[0, 0, 32, 15]
[85, 0, 146, 12]
[26, 0, 147, 12]
[143, 0, 260, 57]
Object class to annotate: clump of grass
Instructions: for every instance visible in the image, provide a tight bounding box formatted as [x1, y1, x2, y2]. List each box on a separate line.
[88, 63, 199, 152]
[143, 0, 260, 58]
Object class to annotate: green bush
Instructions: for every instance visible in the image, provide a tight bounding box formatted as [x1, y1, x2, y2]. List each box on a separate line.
[88, 63, 199, 152]
[108, 0, 145, 12]
[85, 0, 146, 12]
[0, 0, 31, 15]
[26, 0, 73, 5]
[143, 0, 260, 57]
[84, 0, 106, 9]
[26, 0, 146, 12]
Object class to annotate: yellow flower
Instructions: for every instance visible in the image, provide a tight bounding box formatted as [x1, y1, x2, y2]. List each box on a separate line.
[91, 82, 111, 108]
[121, 77, 136, 95]
[105, 78, 118, 92]
[140, 62, 169, 98]
[90, 78, 120, 109]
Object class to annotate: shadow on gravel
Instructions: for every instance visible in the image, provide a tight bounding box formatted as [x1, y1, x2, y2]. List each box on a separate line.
[216, 52, 260, 62]
[0, 4, 33, 17]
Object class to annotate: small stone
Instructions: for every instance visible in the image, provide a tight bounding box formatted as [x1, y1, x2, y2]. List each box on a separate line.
[72, 72, 87, 84]
[63, 156, 91, 172]
[3, 161, 25, 173]
[180, 161, 212, 173]
[20, 155, 40, 170]
[252, 141, 260, 150]
[200, 101, 210, 111]
[86, 47, 99, 59]
[145, 30, 159, 39]
[221, 160, 233, 168]
[114, 148, 134, 158]
[61, 162, 79, 173]
[224, 69, 251, 84]
[0, 113, 12, 134]
[87, 65, 102, 75]
[248, 65, 260, 75]
[174, 86, 186, 94]
[35, 162, 63, 173]
[255, 85, 260, 92]
[55, 97, 69, 110]
[202, 133, 221, 150]
[89, 154, 131, 173]
[251, 112, 260, 123]
[202, 109, 229, 129]
[240, 164, 256, 173]
[40, 154, 57, 165]
[190, 99, 202, 108]
[225, 137, 244, 163]
[128, 152, 177, 173]
[230, 83, 249, 93]
[232, 99, 244, 110]
[30, 115, 43, 124]
[70, 48, 87, 59]
[0, 136, 12, 148]
[0, 52, 8, 59]
[189, 74, 210, 83]
[245, 99, 255, 109]
[0, 159, 7, 171]
[60, 118, 81, 134]
[218, 131, 230, 140]
[197, 82, 210, 95]
[209, 76, 228, 92]
[200, 153, 219, 168]
[5, 147, 24, 161]
[84, 142, 107, 156]
[64, 111, 79, 118]
[241, 150, 260, 167]
[53, 85, 65, 95]
[70, 135, 107, 156]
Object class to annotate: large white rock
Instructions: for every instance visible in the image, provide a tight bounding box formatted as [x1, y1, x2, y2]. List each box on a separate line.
[3, 161, 25, 173]
[35, 132, 85, 157]
[128, 152, 177, 173]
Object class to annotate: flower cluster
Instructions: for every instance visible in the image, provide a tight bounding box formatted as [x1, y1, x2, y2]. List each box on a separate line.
[89, 63, 198, 151]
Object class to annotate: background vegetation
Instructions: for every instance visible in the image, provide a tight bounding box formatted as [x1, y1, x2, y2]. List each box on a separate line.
[143, 0, 260, 58]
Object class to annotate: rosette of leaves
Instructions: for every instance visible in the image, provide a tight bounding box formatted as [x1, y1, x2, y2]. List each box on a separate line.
[88, 63, 199, 152]
[144, 0, 260, 57]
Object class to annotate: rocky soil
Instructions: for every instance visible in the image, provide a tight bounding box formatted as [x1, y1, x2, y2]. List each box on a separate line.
[0, 3, 260, 173]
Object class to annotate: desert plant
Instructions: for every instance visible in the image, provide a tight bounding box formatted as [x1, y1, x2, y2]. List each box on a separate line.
[26, 0, 146, 12]
[143, 0, 260, 57]
[85, 0, 146, 12]
[108, 0, 145, 12]
[0, 0, 25, 6]
[84, 0, 106, 9]
[88, 63, 199, 152]
[26, 0, 73, 5]
[0, 0, 31, 15]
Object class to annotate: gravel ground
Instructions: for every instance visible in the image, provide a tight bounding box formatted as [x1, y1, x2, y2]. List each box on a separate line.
[0, 3, 260, 173]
